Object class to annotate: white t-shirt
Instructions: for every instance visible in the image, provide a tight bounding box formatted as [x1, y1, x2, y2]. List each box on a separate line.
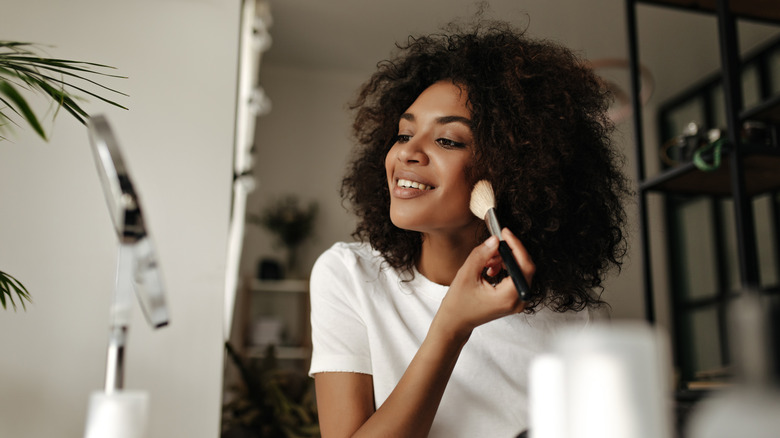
[309, 241, 600, 437]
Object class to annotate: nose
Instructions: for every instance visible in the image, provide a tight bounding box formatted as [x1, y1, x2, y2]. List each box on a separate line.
[394, 136, 429, 165]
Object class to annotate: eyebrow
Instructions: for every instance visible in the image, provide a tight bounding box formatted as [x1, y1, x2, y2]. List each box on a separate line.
[400, 113, 472, 128]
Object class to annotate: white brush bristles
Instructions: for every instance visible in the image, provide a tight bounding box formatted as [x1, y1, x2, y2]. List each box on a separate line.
[469, 180, 497, 219]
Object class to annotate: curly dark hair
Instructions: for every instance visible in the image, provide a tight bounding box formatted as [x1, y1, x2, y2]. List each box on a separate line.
[341, 19, 632, 312]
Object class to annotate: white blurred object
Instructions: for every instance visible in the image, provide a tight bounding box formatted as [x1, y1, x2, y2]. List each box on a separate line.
[249, 86, 272, 116]
[686, 388, 780, 438]
[686, 292, 780, 438]
[84, 391, 149, 438]
[225, 0, 273, 339]
[529, 321, 673, 438]
[253, 0, 273, 53]
[529, 354, 566, 438]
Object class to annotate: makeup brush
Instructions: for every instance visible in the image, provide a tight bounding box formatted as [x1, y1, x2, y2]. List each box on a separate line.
[470, 180, 530, 301]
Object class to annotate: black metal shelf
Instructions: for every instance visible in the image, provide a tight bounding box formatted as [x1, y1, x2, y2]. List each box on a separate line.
[678, 285, 780, 311]
[641, 145, 780, 196]
[639, 0, 780, 23]
[626, 0, 780, 390]
[741, 93, 780, 124]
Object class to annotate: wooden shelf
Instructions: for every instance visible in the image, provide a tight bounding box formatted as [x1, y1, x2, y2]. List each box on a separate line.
[639, 0, 780, 23]
[251, 278, 309, 293]
[245, 345, 311, 360]
[243, 278, 311, 364]
[641, 146, 780, 196]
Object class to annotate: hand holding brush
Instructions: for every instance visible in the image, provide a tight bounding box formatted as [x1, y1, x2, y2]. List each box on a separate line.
[470, 180, 532, 301]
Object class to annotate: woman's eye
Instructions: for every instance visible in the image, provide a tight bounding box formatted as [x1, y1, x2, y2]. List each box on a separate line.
[437, 138, 466, 148]
[395, 134, 411, 143]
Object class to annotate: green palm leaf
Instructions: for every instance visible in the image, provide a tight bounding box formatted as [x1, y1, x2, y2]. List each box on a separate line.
[0, 80, 47, 138]
[0, 40, 127, 140]
[0, 271, 32, 311]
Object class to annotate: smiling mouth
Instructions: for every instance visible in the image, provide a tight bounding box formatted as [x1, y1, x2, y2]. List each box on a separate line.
[397, 178, 434, 191]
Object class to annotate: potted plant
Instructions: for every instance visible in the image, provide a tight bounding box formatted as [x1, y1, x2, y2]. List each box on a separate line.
[222, 342, 320, 438]
[0, 40, 127, 309]
[249, 196, 317, 279]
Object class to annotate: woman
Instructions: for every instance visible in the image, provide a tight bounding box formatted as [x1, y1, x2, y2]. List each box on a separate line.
[309, 18, 630, 438]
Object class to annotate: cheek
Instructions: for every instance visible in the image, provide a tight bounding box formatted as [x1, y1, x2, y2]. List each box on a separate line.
[447, 163, 476, 216]
[445, 159, 473, 193]
[384, 148, 395, 180]
[450, 187, 475, 218]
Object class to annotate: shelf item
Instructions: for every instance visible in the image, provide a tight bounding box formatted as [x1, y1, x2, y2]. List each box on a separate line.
[246, 278, 312, 368]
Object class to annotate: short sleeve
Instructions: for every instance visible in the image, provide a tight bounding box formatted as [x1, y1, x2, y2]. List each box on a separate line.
[308, 244, 373, 376]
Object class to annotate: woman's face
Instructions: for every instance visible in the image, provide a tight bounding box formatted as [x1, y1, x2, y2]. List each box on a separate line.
[385, 80, 479, 237]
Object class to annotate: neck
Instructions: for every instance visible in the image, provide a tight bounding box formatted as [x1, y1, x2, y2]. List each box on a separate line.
[417, 223, 483, 286]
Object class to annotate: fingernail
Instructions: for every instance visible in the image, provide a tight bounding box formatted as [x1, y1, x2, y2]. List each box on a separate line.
[485, 235, 498, 249]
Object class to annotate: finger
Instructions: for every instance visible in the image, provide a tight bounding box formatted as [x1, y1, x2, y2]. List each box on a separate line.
[494, 276, 529, 313]
[485, 255, 503, 277]
[501, 228, 535, 286]
[461, 235, 500, 279]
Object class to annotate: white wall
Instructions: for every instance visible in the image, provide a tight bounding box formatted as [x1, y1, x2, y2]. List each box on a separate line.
[0, 1, 239, 437]
[240, 64, 365, 279]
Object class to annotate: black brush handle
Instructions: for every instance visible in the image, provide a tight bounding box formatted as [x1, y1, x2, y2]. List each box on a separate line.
[498, 240, 530, 301]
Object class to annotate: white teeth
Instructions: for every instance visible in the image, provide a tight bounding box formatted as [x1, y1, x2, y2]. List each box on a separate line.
[397, 178, 432, 190]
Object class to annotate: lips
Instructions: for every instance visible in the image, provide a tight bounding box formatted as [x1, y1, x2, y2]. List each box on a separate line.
[390, 172, 436, 199]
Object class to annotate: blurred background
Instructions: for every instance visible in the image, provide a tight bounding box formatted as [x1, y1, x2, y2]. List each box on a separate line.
[0, 1, 778, 437]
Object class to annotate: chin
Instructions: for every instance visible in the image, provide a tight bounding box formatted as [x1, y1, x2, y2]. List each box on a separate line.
[389, 211, 424, 233]
[389, 217, 418, 233]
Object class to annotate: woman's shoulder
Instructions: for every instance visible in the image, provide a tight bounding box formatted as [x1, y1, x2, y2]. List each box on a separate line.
[309, 241, 395, 305]
[312, 241, 386, 279]
[317, 241, 380, 264]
